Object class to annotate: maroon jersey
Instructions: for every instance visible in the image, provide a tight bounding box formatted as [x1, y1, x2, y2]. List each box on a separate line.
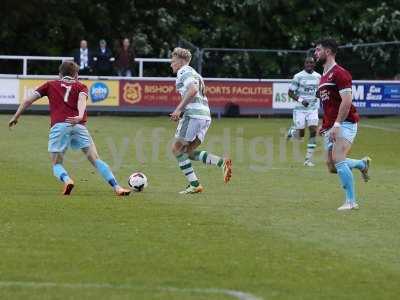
[318, 64, 360, 131]
[35, 77, 88, 127]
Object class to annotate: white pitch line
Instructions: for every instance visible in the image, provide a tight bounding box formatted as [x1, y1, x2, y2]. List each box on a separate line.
[360, 124, 400, 132]
[0, 281, 263, 300]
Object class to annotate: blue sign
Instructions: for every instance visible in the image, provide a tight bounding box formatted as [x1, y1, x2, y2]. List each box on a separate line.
[90, 82, 109, 102]
[383, 85, 400, 100]
[352, 82, 400, 109]
[365, 84, 383, 101]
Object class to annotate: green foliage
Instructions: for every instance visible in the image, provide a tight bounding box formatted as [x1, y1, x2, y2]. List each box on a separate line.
[0, 1, 399, 78]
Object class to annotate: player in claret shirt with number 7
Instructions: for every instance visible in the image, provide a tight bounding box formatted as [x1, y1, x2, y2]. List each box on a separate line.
[314, 38, 371, 211]
[8, 61, 131, 196]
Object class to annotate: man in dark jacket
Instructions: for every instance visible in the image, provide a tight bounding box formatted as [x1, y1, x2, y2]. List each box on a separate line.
[93, 39, 115, 76]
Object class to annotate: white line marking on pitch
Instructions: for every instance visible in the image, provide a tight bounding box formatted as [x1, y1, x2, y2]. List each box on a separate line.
[360, 124, 400, 132]
[0, 281, 263, 300]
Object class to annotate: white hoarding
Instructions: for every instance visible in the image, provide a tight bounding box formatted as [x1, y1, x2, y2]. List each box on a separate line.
[272, 82, 297, 109]
[0, 79, 19, 104]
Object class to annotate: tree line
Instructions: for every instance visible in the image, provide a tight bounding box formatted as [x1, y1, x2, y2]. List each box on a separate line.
[1, 0, 399, 78]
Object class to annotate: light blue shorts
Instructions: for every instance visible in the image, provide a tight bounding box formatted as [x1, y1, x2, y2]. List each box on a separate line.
[323, 122, 358, 151]
[48, 122, 92, 153]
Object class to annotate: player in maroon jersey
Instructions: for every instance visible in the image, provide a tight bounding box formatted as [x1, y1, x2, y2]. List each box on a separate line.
[314, 38, 371, 211]
[8, 61, 131, 196]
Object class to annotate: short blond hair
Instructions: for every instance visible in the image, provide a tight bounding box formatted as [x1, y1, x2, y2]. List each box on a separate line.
[172, 47, 192, 62]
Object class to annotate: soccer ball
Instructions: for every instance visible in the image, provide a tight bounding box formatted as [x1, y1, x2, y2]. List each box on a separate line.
[128, 172, 148, 192]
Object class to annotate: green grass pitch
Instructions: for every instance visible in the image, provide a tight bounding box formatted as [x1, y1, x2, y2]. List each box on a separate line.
[0, 114, 399, 300]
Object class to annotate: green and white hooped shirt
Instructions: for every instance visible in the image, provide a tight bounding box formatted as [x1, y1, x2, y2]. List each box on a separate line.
[289, 70, 321, 111]
[176, 65, 211, 120]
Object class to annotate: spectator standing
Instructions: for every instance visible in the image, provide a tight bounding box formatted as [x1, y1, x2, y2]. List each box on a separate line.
[72, 40, 93, 75]
[115, 38, 136, 77]
[93, 39, 115, 76]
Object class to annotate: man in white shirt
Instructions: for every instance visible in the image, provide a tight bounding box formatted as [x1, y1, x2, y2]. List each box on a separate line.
[287, 57, 321, 166]
[73, 40, 93, 75]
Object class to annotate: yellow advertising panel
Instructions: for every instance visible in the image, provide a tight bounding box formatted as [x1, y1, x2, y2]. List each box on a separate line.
[19, 79, 119, 106]
[19, 79, 49, 105]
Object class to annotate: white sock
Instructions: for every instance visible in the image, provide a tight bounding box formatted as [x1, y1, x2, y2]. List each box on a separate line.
[305, 144, 316, 161]
[198, 151, 224, 167]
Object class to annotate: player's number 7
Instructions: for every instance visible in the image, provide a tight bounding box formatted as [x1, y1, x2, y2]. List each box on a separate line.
[61, 84, 72, 103]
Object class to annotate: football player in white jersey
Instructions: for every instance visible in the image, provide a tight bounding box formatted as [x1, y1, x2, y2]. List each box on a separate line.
[287, 57, 321, 166]
[169, 47, 232, 194]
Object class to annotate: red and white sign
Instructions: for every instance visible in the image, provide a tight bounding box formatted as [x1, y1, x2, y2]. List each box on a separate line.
[119, 80, 273, 108]
[119, 80, 179, 107]
[206, 81, 272, 108]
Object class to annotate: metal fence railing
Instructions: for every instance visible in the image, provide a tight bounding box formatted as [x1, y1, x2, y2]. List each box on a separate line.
[0, 55, 73, 76]
[0, 55, 171, 77]
[136, 58, 171, 77]
[2, 41, 400, 79]
[197, 42, 400, 80]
